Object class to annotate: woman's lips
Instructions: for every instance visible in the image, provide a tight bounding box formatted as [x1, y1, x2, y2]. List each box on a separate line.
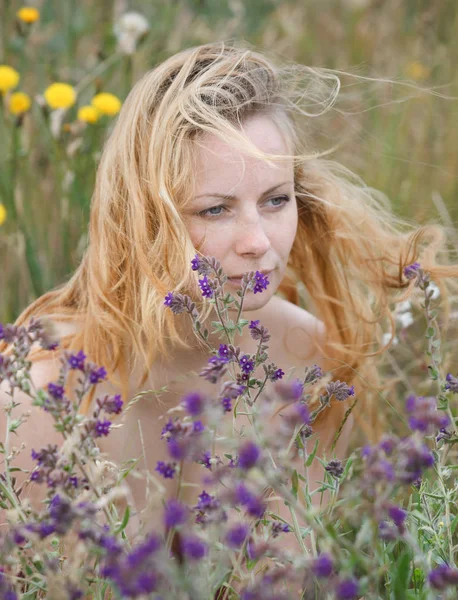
[227, 270, 273, 285]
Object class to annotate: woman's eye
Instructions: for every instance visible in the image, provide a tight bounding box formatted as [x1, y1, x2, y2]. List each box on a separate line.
[198, 196, 290, 219]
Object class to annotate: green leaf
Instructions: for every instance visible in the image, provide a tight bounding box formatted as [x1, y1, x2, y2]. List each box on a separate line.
[428, 366, 439, 380]
[8, 419, 21, 433]
[291, 469, 299, 499]
[393, 549, 411, 599]
[114, 505, 130, 535]
[305, 439, 319, 467]
[425, 327, 435, 339]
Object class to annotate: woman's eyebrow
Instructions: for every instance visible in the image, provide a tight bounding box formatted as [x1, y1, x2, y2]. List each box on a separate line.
[194, 181, 292, 201]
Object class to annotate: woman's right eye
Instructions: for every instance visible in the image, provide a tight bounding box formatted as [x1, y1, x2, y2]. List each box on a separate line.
[198, 205, 227, 218]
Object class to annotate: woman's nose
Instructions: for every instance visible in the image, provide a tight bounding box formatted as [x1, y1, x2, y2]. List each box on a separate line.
[233, 215, 271, 255]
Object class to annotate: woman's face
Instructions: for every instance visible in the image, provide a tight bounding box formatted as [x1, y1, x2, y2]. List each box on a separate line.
[183, 114, 297, 314]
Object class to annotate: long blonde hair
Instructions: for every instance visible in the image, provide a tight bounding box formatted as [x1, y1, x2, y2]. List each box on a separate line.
[3, 40, 457, 444]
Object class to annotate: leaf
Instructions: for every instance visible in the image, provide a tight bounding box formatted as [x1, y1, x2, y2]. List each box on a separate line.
[291, 469, 299, 499]
[114, 505, 130, 535]
[392, 549, 411, 600]
[425, 327, 435, 339]
[305, 439, 319, 467]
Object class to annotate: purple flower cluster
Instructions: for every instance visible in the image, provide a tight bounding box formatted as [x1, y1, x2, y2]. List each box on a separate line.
[378, 503, 408, 541]
[225, 522, 250, 548]
[164, 499, 188, 529]
[194, 490, 225, 526]
[325, 458, 344, 479]
[160, 416, 206, 461]
[405, 394, 450, 434]
[445, 372, 458, 394]
[233, 482, 266, 519]
[312, 552, 334, 577]
[325, 380, 355, 403]
[403, 262, 421, 280]
[12, 494, 97, 542]
[155, 461, 176, 479]
[99, 533, 163, 597]
[237, 441, 261, 470]
[248, 319, 271, 344]
[182, 391, 206, 416]
[361, 432, 435, 496]
[29, 444, 86, 491]
[0, 568, 18, 599]
[428, 563, 458, 590]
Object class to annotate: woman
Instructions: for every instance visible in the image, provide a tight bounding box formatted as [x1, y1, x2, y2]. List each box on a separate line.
[1, 40, 457, 540]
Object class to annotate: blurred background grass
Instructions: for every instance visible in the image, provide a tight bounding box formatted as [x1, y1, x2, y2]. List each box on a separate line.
[0, 0, 457, 439]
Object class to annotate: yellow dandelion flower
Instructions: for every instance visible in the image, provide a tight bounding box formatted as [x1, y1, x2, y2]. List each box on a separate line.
[77, 105, 100, 124]
[405, 62, 430, 82]
[8, 91, 31, 115]
[91, 93, 122, 116]
[0, 205, 6, 226]
[17, 7, 40, 23]
[43, 82, 76, 110]
[0, 65, 20, 94]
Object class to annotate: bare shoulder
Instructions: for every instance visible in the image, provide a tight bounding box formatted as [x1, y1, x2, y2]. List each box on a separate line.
[271, 295, 325, 363]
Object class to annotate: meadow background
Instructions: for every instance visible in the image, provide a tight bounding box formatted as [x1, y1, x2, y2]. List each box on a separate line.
[1, 0, 458, 442]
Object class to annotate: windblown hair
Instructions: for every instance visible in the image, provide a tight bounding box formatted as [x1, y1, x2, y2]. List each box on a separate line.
[3, 40, 457, 445]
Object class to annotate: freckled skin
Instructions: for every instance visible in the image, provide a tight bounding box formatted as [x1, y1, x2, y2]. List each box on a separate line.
[183, 114, 298, 331]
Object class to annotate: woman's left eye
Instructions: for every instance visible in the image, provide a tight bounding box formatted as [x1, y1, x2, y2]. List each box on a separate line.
[198, 195, 291, 219]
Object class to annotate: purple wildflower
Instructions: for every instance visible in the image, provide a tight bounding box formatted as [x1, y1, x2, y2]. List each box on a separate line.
[218, 344, 230, 360]
[403, 262, 421, 280]
[98, 394, 123, 414]
[387, 504, 408, 530]
[47, 382, 65, 399]
[271, 368, 285, 382]
[326, 380, 355, 402]
[95, 419, 111, 437]
[164, 499, 188, 529]
[405, 394, 450, 434]
[225, 523, 249, 548]
[191, 254, 201, 271]
[198, 275, 214, 298]
[155, 461, 176, 479]
[239, 354, 255, 374]
[304, 364, 324, 384]
[273, 378, 304, 402]
[428, 563, 458, 589]
[237, 441, 261, 470]
[325, 459, 344, 479]
[444, 373, 458, 394]
[251, 271, 270, 294]
[67, 350, 86, 370]
[126, 534, 161, 568]
[181, 535, 208, 560]
[312, 552, 334, 578]
[222, 396, 232, 412]
[183, 392, 205, 416]
[335, 577, 360, 600]
[271, 521, 291, 537]
[200, 451, 212, 470]
[200, 355, 229, 384]
[89, 366, 107, 385]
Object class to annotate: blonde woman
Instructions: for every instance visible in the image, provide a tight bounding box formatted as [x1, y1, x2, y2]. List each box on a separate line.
[1, 41, 457, 543]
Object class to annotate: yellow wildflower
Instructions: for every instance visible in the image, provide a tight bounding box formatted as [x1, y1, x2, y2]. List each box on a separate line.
[91, 93, 122, 116]
[0, 205, 6, 226]
[405, 62, 430, 82]
[77, 105, 100, 124]
[17, 7, 40, 23]
[8, 91, 31, 115]
[0, 65, 20, 94]
[44, 82, 76, 110]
